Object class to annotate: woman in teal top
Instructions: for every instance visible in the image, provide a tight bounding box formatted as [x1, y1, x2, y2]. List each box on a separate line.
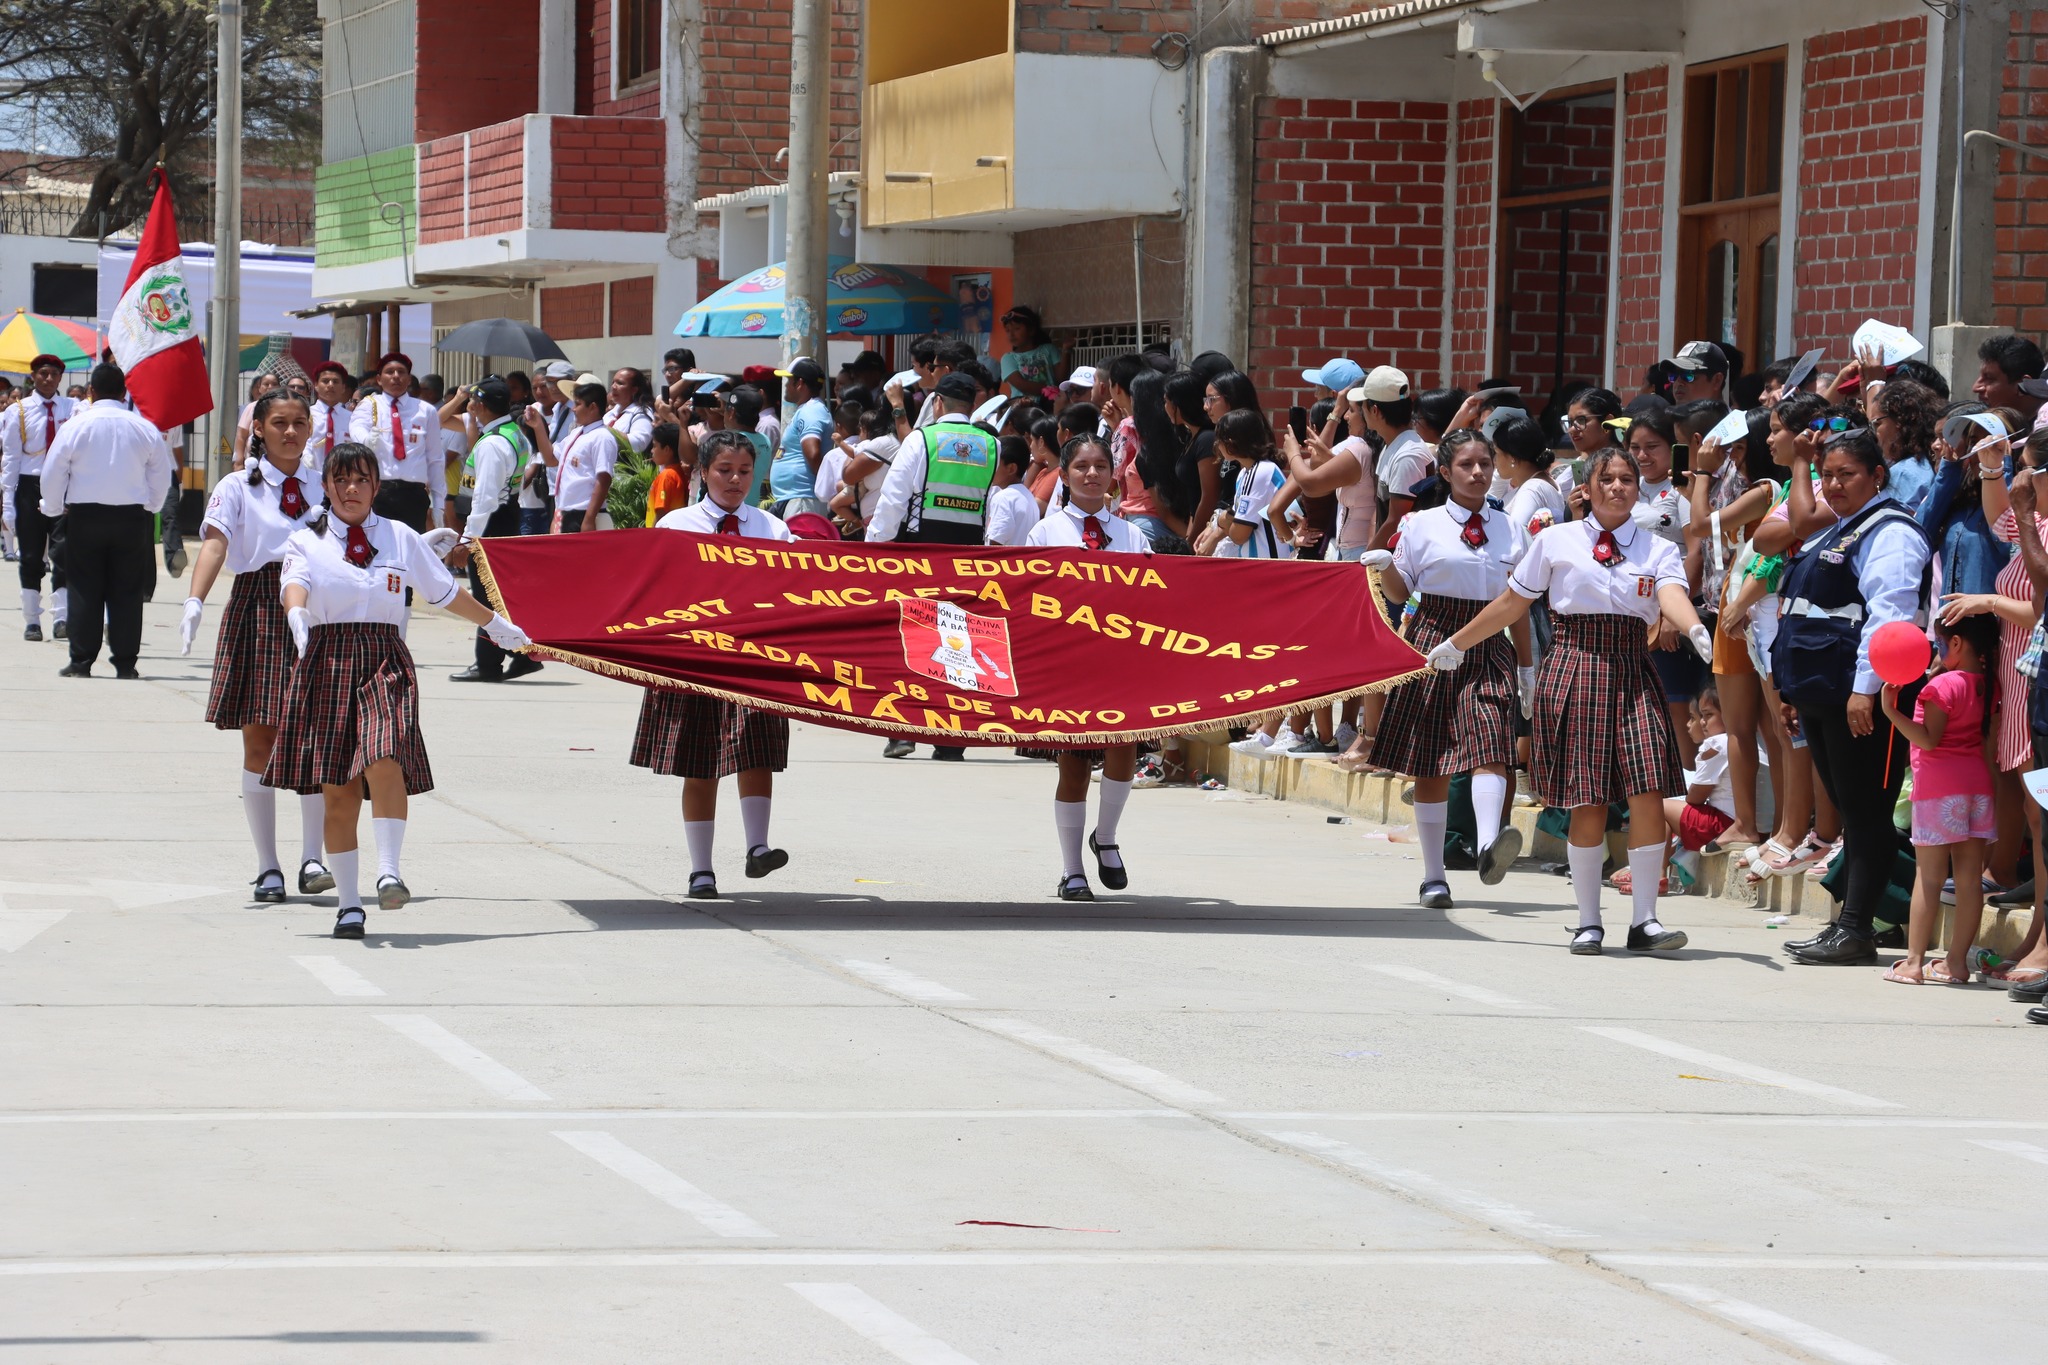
[998, 305, 1063, 399]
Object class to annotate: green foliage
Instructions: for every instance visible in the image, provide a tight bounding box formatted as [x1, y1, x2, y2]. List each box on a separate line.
[607, 445, 653, 530]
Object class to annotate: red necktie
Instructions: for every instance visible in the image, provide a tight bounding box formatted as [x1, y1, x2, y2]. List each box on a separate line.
[718, 512, 741, 535]
[43, 398, 54, 449]
[1082, 515, 1106, 550]
[344, 524, 374, 568]
[325, 408, 335, 452]
[279, 475, 305, 520]
[389, 400, 406, 468]
[1460, 512, 1487, 549]
[1593, 528, 1620, 566]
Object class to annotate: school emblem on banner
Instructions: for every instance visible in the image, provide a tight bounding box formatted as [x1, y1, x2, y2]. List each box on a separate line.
[899, 599, 1018, 697]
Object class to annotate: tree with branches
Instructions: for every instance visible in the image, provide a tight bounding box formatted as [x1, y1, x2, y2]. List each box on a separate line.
[0, 0, 319, 236]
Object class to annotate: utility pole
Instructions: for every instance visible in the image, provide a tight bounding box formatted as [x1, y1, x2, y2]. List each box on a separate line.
[208, 0, 243, 485]
[781, 0, 829, 387]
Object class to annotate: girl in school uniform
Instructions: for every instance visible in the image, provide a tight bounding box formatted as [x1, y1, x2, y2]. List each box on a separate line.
[264, 442, 529, 938]
[1429, 447, 1714, 956]
[1370, 429, 1533, 909]
[643, 429, 793, 900]
[182, 391, 333, 904]
[1025, 433, 1152, 901]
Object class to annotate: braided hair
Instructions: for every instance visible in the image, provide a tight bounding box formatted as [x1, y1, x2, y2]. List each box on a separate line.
[244, 391, 312, 483]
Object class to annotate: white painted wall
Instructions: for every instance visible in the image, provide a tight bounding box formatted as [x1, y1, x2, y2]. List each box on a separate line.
[0, 233, 100, 325]
[1012, 53, 1185, 220]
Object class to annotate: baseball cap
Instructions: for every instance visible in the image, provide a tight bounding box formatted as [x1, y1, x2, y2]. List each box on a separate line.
[538, 359, 576, 380]
[575, 372, 604, 390]
[776, 357, 826, 385]
[470, 379, 511, 407]
[935, 372, 979, 403]
[1347, 365, 1410, 405]
[1063, 365, 1100, 391]
[2018, 377, 2048, 401]
[1666, 341, 1730, 376]
[741, 364, 778, 386]
[1303, 358, 1365, 393]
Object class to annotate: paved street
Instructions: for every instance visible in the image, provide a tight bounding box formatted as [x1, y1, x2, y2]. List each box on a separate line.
[1, 592, 2042, 1364]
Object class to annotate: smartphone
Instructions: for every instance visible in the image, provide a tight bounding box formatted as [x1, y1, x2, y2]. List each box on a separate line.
[1288, 405, 1310, 443]
[1671, 441, 1690, 478]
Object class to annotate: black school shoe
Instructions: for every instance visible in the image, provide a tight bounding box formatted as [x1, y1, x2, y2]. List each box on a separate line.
[2027, 1006, 2048, 1025]
[745, 846, 788, 878]
[1089, 832, 1128, 891]
[882, 740, 914, 759]
[504, 655, 545, 681]
[450, 664, 502, 682]
[57, 661, 89, 677]
[1787, 924, 1878, 965]
[1057, 873, 1094, 902]
[332, 907, 366, 939]
[1418, 879, 1453, 910]
[686, 871, 718, 900]
[1478, 827, 1523, 885]
[52, 619, 67, 640]
[1627, 922, 1688, 953]
[931, 747, 966, 762]
[252, 870, 286, 904]
[299, 860, 335, 895]
[22, 623, 40, 642]
[1570, 925, 1604, 955]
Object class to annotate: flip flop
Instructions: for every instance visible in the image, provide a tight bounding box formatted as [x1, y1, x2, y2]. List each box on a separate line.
[1881, 962, 1923, 984]
[1924, 961, 1969, 986]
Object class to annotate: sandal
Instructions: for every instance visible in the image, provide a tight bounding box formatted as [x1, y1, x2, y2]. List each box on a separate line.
[1924, 960, 1968, 985]
[1881, 961, 1924, 984]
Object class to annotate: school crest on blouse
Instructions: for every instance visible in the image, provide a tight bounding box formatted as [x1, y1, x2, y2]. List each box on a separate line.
[899, 599, 1018, 697]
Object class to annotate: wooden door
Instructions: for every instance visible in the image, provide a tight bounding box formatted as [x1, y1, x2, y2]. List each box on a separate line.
[1679, 204, 1780, 370]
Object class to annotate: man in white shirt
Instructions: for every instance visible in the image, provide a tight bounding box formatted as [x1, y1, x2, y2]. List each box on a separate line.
[346, 351, 441, 531]
[308, 361, 354, 475]
[38, 363, 171, 678]
[517, 359, 576, 534]
[554, 382, 614, 532]
[1, 353, 77, 640]
[984, 438, 1040, 547]
[450, 379, 545, 684]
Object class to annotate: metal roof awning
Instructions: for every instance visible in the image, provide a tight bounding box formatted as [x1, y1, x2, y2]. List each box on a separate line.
[1258, 0, 1493, 49]
[692, 171, 861, 216]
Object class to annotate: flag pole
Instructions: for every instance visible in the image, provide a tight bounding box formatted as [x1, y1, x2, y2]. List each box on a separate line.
[208, 0, 243, 485]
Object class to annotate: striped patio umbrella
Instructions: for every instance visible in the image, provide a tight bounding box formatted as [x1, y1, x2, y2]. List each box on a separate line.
[0, 309, 96, 373]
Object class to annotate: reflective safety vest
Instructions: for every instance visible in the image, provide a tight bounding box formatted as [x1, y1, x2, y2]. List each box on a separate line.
[1770, 495, 1930, 710]
[909, 419, 998, 545]
[461, 419, 532, 501]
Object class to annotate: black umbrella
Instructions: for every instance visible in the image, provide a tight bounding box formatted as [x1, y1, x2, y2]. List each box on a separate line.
[435, 317, 569, 362]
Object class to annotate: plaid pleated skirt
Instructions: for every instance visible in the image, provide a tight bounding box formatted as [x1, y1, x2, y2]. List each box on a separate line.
[1529, 611, 1682, 808]
[1374, 594, 1517, 777]
[630, 687, 789, 780]
[263, 623, 434, 795]
[204, 563, 296, 730]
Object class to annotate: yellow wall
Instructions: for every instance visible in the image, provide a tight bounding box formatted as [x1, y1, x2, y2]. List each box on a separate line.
[865, 0, 1010, 86]
[864, 52, 1015, 226]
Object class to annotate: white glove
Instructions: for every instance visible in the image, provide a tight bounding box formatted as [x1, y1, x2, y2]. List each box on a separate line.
[421, 527, 461, 559]
[1518, 665, 1536, 719]
[483, 612, 530, 651]
[1688, 624, 1714, 666]
[1425, 639, 1466, 672]
[1360, 549, 1394, 571]
[179, 597, 203, 656]
[287, 606, 312, 656]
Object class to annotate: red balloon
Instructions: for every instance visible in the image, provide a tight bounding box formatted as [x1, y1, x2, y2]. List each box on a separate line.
[1869, 620, 1932, 686]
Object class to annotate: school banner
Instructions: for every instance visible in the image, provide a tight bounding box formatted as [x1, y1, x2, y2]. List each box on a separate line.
[474, 531, 1426, 745]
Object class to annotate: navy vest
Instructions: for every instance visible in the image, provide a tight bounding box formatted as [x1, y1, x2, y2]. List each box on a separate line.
[1770, 496, 1930, 709]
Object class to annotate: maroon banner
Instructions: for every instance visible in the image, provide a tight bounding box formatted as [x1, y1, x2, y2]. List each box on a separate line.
[475, 530, 1425, 745]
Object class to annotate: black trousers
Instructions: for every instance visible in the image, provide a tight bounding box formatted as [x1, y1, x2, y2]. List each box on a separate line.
[471, 503, 520, 676]
[559, 509, 587, 533]
[63, 503, 154, 670]
[1799, 702, 1911, 938]
[374, 480, 431, 532]
[14, 475, 65, 593]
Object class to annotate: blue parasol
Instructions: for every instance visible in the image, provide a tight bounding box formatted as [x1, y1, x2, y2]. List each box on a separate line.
[675, 258, 962, 338]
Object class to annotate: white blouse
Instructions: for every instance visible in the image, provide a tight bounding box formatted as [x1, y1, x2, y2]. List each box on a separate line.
[604, 404, 654, 455]
[1508, 515, 1686, 623]
[554, 423, 617, 512]
[654, 499, 794, 541]
[202, 459, 323, 573]
[281, 512, 460, 626]
[1390, 502, 1526, 601]
[1025, 502, 1151, 553]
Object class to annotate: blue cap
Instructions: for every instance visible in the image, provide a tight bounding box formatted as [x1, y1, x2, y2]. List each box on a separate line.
[1302, 358, 1365, 392]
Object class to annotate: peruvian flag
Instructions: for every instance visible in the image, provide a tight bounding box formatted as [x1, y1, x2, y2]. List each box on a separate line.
[107, 170, 212, 430]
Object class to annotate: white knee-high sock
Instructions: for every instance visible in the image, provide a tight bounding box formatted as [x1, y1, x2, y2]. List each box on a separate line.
[740, 796, 771, 851]
[242, 769, 278, 876]
[1054, 800, 1086, 877]
[332, 848, 360, 909]
[1567, 842, 1605, 929]
[1094, 778, 1132, 868]
[1471, 773, 1507, 851]
[50, 587, 65, 622]
[1414, 800, 1448, 883]
[1629, 844, 1664, 927]
[298, 792, 325, 865]
[684, 820, 715, 874]
[20, 588, 38, 623]
[372, 818, 405, 882]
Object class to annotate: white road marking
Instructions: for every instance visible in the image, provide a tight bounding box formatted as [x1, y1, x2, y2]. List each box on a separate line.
[290, 955, 385, 997]
[0, 879, 219, 910]
[841, 960, 973, 1002]
[1971, 1138, 2048, 1166]
[0, 1250, 1552, 1277]
[1607, 1253, 2048, 1271]
[789, 1283, 980, 1365]
[1266, 1131, 1589, 1241]
[374, 1015, 550, 1102]
[1364, 964, 1549, 1010]
[1651, 1283, 1901, 1365]
[1580, 1027, 1901, 1109]
[553, 1131, 775, 1238]
[0, 1108, 1188, 1125]
[977, 1018, 1223, 1106]
[0, 910, 67, 952]
[1227, 1113, 2048, 1128]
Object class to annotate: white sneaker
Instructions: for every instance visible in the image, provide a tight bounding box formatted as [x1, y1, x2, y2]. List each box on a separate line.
[1268, 727, 1303, 755]
[1229, 734, 1273, 755]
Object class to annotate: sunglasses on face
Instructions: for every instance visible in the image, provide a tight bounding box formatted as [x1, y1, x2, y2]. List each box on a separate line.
[1808, 416, 1855, 434]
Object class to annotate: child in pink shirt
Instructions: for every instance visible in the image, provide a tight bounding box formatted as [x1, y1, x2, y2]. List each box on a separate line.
[1879, 615, 1999, 985]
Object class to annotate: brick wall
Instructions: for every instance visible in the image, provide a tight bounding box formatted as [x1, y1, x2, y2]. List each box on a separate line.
[415, 0, 537, 142]
[1612, 67, 1669, 387]
[1793, 17, 1928, 352]
[1496, 96, 1616, 406]
[1446, 99, 1495, 384]
[1247, 97, 1451, 409]
[1994, 9, 2048, 335]
[609, 276, 655, 335]
[577, 0, 659, 116]
[551, 116, 665, 232]
[418, 119, 528, 245]
[1015, 0, 1192, 55]
[541, 283, 606, 339]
